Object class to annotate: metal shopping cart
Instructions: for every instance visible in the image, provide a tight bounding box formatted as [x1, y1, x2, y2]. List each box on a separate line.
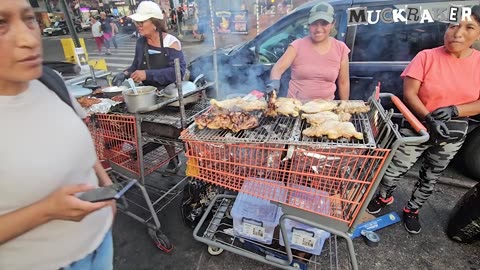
[179, 93, 429, 269]
[85, 61, 213, 252]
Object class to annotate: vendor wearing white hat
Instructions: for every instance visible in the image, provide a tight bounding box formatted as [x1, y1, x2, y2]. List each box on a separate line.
[112, 0, 186, 88]
[267, 2, 350, 100]
[112, 1, 186, 175]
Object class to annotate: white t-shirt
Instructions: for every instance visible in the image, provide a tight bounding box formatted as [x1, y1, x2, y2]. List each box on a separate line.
[91, 21, 103, 37]
[0, 80, 113, 270]
[164, 33, 181, 50]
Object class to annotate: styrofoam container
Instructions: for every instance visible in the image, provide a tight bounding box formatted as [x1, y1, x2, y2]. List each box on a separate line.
[279, 184, 331, 255]
[231, 178, 286, 244]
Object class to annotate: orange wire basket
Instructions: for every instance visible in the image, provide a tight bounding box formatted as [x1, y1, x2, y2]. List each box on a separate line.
[87, 114, 182, 177]
[181, 99, 394, 227]
[184, 141, 389, 226]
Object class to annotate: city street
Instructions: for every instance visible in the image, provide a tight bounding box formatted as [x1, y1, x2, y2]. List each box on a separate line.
[41, 32, 480, 270]
[42, 31, 211, 74]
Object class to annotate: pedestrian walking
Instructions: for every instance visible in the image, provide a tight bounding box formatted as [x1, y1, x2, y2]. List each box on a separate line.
[100, 12, 112, 55]
[0, 1, 115, 270]
[90, 16, 104, 53]
[110, 19, 119, 51]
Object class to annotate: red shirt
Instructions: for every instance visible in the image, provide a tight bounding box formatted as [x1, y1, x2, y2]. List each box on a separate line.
[401, 46, 480, 112]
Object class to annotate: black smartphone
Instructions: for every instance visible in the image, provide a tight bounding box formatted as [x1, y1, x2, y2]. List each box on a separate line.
[77, 179, 137, 203]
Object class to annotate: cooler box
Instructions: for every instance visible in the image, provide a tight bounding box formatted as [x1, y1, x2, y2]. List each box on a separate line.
[279, 184, 331, 255]
[231, 178, 286, 244]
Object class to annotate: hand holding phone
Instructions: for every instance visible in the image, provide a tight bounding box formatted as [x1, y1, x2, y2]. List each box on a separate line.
[41, 184, 112, 222]
[77, 179, 137, 203]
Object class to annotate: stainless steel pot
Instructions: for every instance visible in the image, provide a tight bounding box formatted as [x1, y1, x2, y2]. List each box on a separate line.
[162, 74, 204, 97]
[123, 86, 157, 113]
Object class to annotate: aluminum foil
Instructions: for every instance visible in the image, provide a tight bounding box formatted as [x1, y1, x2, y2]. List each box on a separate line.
[85, 98, 121, 115]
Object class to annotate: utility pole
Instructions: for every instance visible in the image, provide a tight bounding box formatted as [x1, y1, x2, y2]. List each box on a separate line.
[59, 0, 81, 48]
[45, 0, 53, 13]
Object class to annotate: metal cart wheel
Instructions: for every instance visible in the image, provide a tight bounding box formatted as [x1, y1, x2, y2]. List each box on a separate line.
[207, 245, 224, 256]
[148, 228, 173, 253]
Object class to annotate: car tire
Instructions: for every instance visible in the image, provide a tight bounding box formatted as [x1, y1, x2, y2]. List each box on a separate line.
[446, 182, 480, 243]
[460, 127, 480, 180]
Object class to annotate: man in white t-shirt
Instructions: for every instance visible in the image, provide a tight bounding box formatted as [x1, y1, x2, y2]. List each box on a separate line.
[90, 16, 104, 53]
[0, 1, 115, 269]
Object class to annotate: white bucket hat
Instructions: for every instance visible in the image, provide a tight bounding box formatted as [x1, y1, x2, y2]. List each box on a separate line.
[129, 1, 164, 21]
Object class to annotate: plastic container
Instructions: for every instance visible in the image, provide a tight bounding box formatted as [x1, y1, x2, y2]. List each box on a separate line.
[279, 184, 331, 255]
[231, 178, 286, 244]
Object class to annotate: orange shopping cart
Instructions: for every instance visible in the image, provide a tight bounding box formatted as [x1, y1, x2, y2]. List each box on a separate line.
[180, 93, 429, 269]
[86, 94, 211, 252]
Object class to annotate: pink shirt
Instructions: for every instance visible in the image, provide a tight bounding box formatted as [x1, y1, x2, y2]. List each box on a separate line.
[288, 37, 350, 100]
[401, 46, 480, 112]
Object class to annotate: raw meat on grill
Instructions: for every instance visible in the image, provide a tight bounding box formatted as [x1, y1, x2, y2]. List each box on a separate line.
[302, 111, 352, 125]
[272, 97, 303, 117]
[336, 100, 370, 114]
[300, 99, 339, 114]
[302, 120, 364, 140]
[210, 98, 267, 112]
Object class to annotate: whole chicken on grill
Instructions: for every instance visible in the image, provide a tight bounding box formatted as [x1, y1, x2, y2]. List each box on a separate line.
[302, 120, 364, 140]
[211, 98, 267, 112]
[300, 99, 338, 114]
[265, 95, 303, 117]
[302, 111, 352, 125]
[336, 100, 370, 114]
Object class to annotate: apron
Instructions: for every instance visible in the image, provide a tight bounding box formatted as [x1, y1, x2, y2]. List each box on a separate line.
[139, 33, 169, 88]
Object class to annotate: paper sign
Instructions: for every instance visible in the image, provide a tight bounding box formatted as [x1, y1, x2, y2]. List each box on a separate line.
[243, 222, 265, 239]
[291, 230, 317, 250]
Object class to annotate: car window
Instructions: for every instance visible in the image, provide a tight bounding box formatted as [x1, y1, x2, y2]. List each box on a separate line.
[257, 11, 342, 64]
[351, 1, 478, 62]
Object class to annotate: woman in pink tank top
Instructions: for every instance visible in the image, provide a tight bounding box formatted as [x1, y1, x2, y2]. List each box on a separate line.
[268, 2, 350, 100]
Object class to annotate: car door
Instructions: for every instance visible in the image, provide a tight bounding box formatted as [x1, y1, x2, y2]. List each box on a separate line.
[346, 0, 475, 101]
[221, 5, 347, 99]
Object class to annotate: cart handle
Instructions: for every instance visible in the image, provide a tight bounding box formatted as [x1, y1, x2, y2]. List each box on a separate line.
[381, 93, 427, 133]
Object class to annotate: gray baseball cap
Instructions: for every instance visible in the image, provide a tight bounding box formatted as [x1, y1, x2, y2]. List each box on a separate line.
[308, 2, 335, 24]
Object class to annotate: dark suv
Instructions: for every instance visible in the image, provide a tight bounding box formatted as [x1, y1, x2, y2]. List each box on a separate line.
[189, 0, 480, 179]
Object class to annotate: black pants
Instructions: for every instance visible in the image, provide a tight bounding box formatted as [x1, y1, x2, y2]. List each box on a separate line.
[378, 118, 469, 210]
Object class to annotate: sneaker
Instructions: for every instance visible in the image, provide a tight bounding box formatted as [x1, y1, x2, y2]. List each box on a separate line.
[366, 195, 394, 214]
[403, 208, 421, 234]
[165, 157, 182, 174]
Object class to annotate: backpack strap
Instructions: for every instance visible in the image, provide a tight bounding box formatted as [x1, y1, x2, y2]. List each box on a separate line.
[39, 65, 74, 110]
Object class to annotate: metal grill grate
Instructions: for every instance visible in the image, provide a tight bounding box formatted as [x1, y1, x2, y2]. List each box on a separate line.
[180, 116, 301, 144]
[299, 113, 377, 148]
[139, 100, 211, 128]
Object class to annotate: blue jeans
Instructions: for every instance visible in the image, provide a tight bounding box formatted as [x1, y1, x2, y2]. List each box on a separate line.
[63, 230, 113, 270]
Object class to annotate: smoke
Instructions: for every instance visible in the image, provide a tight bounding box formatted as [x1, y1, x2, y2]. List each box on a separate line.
[187, 2, 272, 99]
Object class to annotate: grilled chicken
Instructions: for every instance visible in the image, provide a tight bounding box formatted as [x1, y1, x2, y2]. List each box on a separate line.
[303, 120, 364, 140]
[336, 100, 370, 114]
[300, 99, 338, 114]
[195, 111, 259, 133]
[302, 111, 352, 125]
